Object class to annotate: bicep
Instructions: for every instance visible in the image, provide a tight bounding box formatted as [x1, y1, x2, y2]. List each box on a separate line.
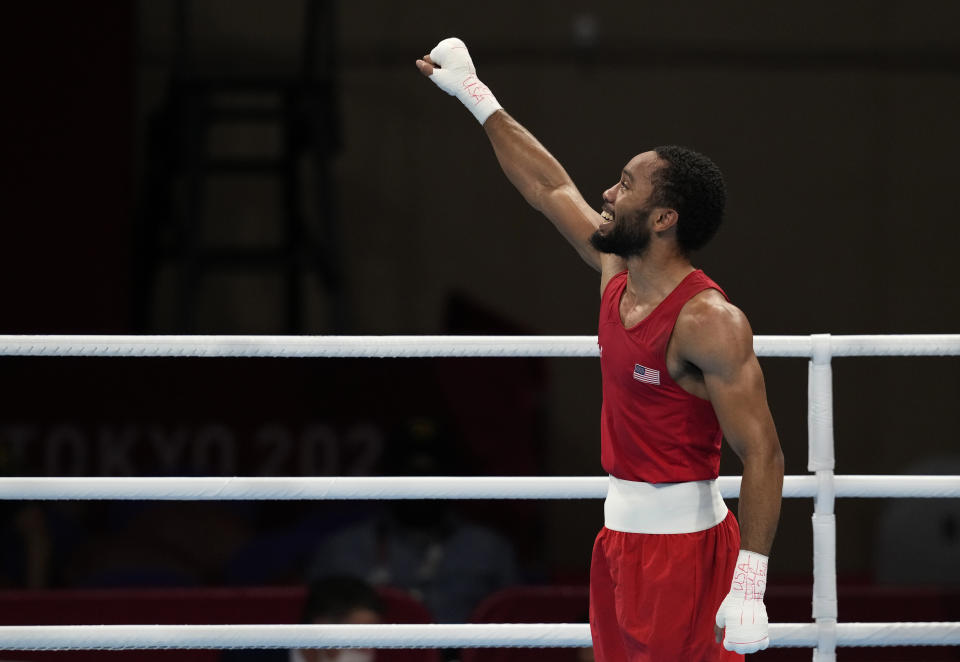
[703, 353, 777, 460]
[537, 185, 604, 271]
[686, 307, 778, 460]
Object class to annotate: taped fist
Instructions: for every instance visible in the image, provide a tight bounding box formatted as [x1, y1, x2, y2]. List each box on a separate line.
[416, 37, 502, 125]
[715, 550, 771, 654]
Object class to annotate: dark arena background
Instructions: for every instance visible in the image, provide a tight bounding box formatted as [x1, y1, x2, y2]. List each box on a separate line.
[1, 1, 959, 660]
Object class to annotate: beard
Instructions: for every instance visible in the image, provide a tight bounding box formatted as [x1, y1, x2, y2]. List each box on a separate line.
[589, 207, 653, 258]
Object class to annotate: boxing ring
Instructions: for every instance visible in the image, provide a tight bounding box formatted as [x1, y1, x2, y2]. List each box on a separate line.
[1, 333, 959, 661]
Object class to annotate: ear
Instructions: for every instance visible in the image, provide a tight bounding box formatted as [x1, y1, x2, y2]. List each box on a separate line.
[653, 209, 679, 233]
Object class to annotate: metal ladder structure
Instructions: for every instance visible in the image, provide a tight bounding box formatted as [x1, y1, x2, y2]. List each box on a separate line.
[133, 0, 345, 333]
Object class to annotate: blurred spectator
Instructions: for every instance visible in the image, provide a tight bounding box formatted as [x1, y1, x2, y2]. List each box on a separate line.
[309, 416, 518, 623]
[223, 575, 383, 662]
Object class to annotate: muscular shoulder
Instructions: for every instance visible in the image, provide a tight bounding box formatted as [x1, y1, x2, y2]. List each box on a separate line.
[673, 289, 755, 375]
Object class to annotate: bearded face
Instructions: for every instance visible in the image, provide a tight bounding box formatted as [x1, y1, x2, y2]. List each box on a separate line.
[589, 205, 655, 259]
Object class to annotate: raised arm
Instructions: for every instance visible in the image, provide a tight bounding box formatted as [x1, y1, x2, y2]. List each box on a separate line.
[416, 38, 605, 271]
[482, 111, 604, 270]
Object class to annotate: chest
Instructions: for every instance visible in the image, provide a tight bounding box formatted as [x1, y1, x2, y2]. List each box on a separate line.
[606, 295, 706, 397]
[617, 291, 656, 329]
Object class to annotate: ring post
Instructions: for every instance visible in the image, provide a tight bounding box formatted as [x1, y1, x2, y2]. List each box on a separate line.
[809, 334, 837, 661]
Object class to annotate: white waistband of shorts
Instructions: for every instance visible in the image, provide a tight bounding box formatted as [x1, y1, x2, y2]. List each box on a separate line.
[604, 475, 729, 534]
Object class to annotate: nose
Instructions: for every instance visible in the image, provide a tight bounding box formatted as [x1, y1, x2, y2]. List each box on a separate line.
[602, 182, 618, 204]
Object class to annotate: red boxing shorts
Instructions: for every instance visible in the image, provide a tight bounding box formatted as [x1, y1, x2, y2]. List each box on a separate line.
[590, 510, 743, 662]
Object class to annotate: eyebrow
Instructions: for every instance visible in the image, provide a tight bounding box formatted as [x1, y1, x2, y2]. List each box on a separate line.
[621, 169, 634, 182]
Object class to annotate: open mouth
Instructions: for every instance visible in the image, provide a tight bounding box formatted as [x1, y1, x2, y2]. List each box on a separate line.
[600, 210, 614, 224]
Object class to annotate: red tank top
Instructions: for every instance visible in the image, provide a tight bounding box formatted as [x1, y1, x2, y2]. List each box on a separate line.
[598, 269, 728, 483]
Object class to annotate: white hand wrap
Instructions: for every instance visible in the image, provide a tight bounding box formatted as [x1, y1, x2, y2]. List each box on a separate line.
[715, 549, 771, 654]
[427, 37, 502, 125]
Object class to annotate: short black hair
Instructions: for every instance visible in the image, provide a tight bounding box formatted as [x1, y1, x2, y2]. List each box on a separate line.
[302, 575, 384, 623]
[651, 146, 726, 253]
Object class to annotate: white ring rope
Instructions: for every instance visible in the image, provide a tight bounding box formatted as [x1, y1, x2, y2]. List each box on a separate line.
[0, 335, 599, 358]
[0, 623, 957, 650]
[0, 475, 957, 500]
[0, 334, 958, 358]
[4, 333, 958, 653]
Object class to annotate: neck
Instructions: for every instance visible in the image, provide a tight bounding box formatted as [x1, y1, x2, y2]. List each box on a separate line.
[623, 245, 695, 302]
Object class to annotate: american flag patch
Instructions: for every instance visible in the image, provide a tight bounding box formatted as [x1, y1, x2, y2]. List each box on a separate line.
[633, 364, 661, 385]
